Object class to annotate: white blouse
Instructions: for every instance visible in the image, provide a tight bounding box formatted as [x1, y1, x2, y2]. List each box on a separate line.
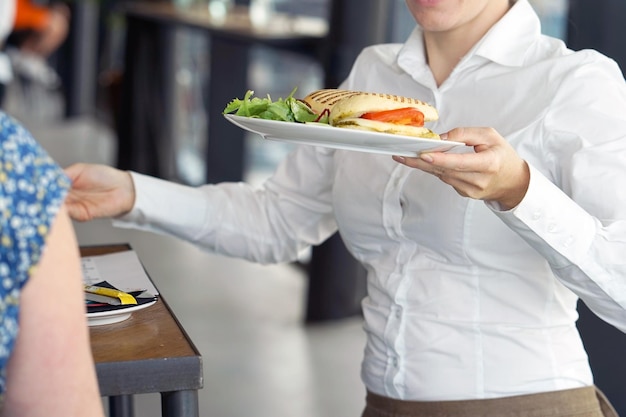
[117, 0, 626, 401]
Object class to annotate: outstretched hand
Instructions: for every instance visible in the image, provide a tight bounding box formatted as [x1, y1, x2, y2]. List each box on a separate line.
[64, 163, 136, 222]
[393, 127, 530, 210]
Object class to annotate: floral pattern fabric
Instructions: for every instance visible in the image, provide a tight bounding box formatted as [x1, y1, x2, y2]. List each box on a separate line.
[0, 111, 69, 401]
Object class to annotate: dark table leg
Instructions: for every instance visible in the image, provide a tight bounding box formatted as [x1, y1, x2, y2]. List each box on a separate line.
[64, 1, 99, 118]
[161, 390, 199, 417]
[306, 233, 366, 322]
[206, 37, 249, 183]
[117, 17, 176, 178]
[577, 300, 626, 415]
[109, 395, 135, 417]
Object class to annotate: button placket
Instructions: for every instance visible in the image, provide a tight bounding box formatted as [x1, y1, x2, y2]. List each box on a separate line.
[393, 304, 402, 319]
[383, 166, 408, 241]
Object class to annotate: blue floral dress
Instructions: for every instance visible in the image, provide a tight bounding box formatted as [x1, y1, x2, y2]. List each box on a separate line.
[0, 112, 70, 402]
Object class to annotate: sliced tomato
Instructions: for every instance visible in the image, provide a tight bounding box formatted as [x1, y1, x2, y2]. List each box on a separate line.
[361, 107, 425, 127]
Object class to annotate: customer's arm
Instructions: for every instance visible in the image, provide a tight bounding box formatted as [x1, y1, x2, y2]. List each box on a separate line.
[2, 205, 105, 417]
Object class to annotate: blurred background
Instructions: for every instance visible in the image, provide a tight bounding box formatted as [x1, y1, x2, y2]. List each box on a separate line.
[1, 0, 625, 416]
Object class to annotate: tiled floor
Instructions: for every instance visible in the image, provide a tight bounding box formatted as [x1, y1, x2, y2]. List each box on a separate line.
[6, 78, 367, 417]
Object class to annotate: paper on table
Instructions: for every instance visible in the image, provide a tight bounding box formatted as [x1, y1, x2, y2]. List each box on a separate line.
[81, 251, 159, 296]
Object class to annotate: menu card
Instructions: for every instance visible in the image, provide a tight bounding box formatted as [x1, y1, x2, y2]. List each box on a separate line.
[81, 250, 159, 296]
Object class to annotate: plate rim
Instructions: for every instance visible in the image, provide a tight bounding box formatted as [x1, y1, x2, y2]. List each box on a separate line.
[223, 114, 465, 154]
[86, 299, 157, 326]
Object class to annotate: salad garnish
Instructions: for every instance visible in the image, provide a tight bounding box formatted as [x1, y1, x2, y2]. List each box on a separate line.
[223, 88, 329, 124]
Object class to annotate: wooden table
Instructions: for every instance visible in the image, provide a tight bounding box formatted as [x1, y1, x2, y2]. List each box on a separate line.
[82, 244, 203, 417]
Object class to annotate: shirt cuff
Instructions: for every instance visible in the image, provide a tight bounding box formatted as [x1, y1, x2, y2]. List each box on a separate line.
[488, 164, 596, 268]
[113, 172, 211, 238]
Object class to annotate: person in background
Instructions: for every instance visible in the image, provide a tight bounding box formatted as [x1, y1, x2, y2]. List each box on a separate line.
[0, 0, 70, 105]
[63, 0, 626, 415]
[0, 111, 104, 417]
[9, 0, 70, 60]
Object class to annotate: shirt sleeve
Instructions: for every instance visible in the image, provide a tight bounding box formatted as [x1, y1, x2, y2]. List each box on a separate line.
[489, 52, 626, 333]
[114, 145, 339, 264]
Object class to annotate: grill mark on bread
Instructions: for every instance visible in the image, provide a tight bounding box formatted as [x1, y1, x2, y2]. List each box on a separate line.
[306, 89, 430, 106]
[306, 89, 361, 107]
[350, 91, 429, 106]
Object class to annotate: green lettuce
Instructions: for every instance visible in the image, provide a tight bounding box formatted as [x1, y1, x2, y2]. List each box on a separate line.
[223, 88, 327, 124]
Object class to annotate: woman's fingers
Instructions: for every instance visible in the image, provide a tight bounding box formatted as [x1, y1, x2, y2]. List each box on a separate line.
[393, 127, 530, 208]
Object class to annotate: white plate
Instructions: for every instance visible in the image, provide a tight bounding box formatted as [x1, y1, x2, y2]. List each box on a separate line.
[86, 300, 157, 327]
[225, 114, 465, 156]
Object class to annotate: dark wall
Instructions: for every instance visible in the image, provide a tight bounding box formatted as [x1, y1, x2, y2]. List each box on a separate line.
[322, 0, 394, 87]
[576, 302, 626, 415]
[567, 0, 626, 76]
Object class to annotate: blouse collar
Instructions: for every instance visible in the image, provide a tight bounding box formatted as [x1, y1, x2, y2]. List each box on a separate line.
[397, 0, 542, 75]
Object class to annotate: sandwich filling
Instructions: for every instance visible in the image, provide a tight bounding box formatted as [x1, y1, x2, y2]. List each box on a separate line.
[361, 108, 425, 127]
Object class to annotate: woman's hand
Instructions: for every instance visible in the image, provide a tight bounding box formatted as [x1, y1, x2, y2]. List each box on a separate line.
[393, 127, 530, 210]
[64, 163, 136, 222]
